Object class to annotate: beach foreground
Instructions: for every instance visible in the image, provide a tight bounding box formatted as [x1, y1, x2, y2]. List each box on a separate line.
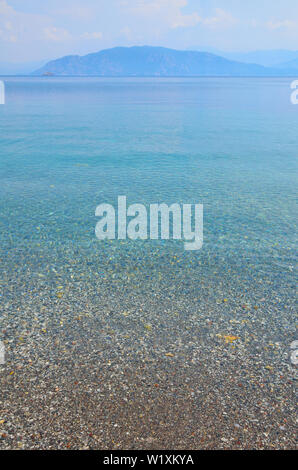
[0, 240, 296, 450]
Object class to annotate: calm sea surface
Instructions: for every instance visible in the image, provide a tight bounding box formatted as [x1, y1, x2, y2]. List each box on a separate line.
[0, 77, 297, 449]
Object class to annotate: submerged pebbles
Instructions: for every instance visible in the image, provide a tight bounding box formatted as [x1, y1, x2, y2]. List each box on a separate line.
[0, 238, 297, 450]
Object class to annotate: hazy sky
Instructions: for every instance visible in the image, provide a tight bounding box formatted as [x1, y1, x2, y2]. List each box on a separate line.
[1, 0, 298, 63]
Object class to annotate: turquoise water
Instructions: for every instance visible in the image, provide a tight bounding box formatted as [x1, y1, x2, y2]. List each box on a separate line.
[0, 77, 297, 449]
[1, 78, 297, 290]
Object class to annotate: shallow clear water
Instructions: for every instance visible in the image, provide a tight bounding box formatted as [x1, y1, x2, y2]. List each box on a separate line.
[1, 78, 297, 302]
[0, 77, 297, 449]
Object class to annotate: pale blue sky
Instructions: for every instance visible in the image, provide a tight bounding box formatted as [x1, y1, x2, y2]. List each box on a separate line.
[1, 0, 298, 63]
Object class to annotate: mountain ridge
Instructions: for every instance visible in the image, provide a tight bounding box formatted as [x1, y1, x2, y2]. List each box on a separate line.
[32, 46, 298, 77]
[188, 48, 298, 67]
[275, 57, 298, 70]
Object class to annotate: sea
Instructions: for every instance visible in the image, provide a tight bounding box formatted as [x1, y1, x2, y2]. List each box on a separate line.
[0, 77, 297, 449]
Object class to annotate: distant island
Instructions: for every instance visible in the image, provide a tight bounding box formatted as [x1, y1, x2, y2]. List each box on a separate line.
[32, 46, 298, 77]
[42, 71, 54, 77]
